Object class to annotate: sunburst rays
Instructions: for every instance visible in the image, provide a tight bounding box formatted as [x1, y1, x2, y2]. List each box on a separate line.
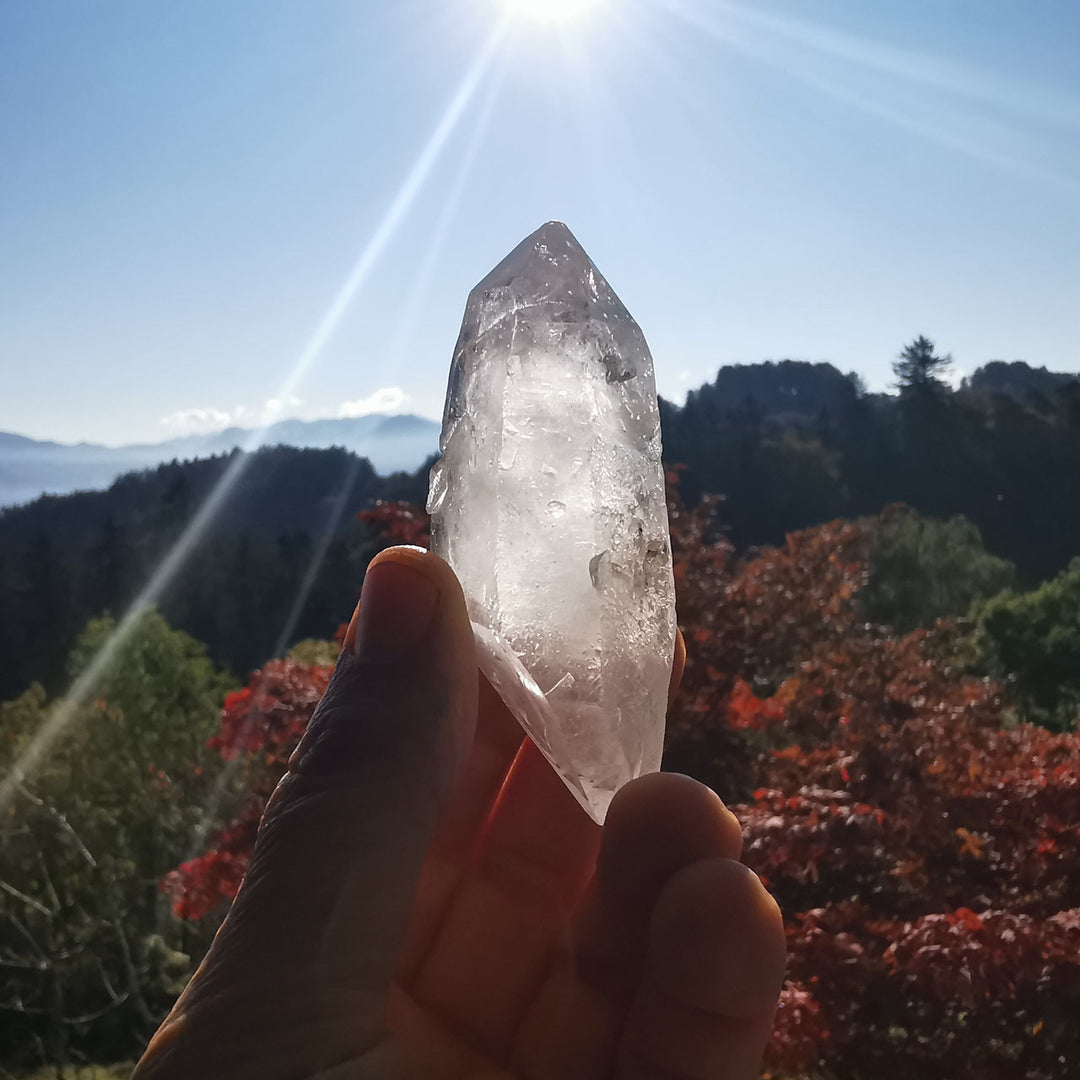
[0, 17, 510, 813]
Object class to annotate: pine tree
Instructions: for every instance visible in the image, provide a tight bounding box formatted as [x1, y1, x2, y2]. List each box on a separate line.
[893, 335, 952, 394]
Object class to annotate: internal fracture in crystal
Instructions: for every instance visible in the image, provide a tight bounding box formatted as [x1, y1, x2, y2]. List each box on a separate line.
[427, 221, 676, 823]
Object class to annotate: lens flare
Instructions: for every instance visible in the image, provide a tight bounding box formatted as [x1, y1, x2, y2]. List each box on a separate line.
[0, 22, 507, 816]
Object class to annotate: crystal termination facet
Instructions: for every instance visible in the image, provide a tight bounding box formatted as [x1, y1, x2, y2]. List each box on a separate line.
[427, 221, 676, 823]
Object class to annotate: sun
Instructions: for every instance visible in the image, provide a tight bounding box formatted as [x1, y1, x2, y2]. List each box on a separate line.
[503, 0, 605, 24]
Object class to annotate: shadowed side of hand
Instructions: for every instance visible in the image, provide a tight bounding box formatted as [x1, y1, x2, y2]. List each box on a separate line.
[134, 546, 785, 1079]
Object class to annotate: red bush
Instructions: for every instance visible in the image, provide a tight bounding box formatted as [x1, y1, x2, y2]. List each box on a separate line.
[160, 660, 331, 919]
[663, 487, 1080, 1077]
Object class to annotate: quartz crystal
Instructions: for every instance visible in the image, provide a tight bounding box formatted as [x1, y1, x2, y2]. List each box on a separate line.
[427, 221, 676, 823]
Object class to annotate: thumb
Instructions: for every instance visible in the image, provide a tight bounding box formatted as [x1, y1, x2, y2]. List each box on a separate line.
[144, 547, 477, 1073]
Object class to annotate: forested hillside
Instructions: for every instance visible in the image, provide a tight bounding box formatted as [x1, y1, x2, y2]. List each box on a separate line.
[0, 446, 428, 699]
[662, 350, 1080, 582]
[2, 348, 1078, 705]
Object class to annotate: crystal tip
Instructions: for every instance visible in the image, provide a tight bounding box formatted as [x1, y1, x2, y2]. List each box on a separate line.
[528, 219, 579, 249]
[474, 220, 595, 300]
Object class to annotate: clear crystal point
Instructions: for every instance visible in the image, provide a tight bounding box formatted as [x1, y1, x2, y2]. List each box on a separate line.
[427, 221, 676, 823]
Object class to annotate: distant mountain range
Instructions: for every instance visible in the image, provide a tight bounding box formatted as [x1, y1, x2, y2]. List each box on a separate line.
[4, 359, 1075, 511]
[0, 413, 441, 508]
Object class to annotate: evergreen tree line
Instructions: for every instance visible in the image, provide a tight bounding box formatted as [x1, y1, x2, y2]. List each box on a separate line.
[0, 446, 428, 701]
[661, 343, 1080, 583]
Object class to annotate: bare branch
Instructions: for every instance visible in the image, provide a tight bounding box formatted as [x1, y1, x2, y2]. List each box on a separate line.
[36, 849, 63, 914]
[16, 781, 97, 868]
[8, 913, 48, 960]
[62, 991, 130, 1024]
[94, 955, 123, 1003]
[0, 955, 48, 971]
[0, 1000, 49, 1015]
[112, 917, 155, 1026]
[0, 879, 52, 917]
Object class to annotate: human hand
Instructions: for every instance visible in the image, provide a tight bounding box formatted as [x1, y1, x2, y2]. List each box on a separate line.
[134, 546, 785, 1079]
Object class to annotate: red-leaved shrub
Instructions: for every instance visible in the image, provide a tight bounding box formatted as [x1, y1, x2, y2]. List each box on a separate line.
[167, 492, 1080, 1077]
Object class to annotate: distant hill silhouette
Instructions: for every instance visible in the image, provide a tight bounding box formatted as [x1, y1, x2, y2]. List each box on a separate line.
[695, 359, 863, 419]
[0, 412, 440, 508]
[966, 361, 1080, 406]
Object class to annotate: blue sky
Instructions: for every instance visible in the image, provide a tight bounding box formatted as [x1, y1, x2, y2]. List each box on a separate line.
[2, 0, 1077, 446]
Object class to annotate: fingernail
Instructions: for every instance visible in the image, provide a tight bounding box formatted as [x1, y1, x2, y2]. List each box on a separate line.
[350, 557, 440, 663]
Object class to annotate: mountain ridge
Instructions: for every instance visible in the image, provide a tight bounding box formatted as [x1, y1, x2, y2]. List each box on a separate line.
[0, 413, 441, 508]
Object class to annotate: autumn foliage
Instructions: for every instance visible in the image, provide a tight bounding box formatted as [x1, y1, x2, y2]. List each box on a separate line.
[161, 660, 330, 920]
[664, 481, 1080, 1078]
[168, 494, 1080, 1078]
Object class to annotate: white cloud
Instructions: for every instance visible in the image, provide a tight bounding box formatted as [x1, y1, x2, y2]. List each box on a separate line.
[159, 407, 234, 434]
[338, 387, 406, 418]
[161, 390, 405, 436]
[160, 395, 309, 435]
[264, 394, 302, 418]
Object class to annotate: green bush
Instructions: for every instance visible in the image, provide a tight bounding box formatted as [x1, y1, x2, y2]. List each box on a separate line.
[285, 637, 341, 666]
[0, 610, 234, 1071]
[975, 558, 1080, 731]
[861, 506, 1015, 633]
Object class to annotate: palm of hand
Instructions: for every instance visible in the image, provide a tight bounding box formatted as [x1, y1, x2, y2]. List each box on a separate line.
[382, 682, 783, 1079]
